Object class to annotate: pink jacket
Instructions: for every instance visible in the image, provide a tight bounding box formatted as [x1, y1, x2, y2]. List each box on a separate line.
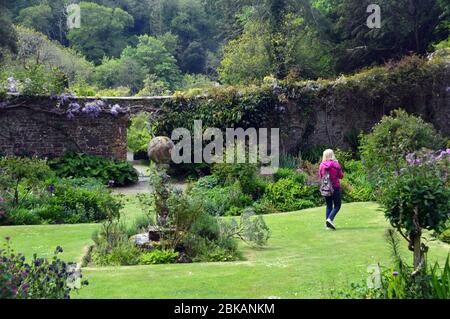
[319, 160, 344, 189]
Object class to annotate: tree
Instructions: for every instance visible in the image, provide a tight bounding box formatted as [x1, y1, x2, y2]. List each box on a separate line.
[218, 21, 273, 84]
[180, 41, 206, 74]
[360, 109, 445, 184]
[121, 35, 181, 89]
[67, 2, 134, 64]
[94, 56, 145, 94]
[13, 26, 94, 85]
[16, 3, 53, 37]
[332, 0, 450, 73]
[380, 149, 449, 273]
[0, 2, 17, 62]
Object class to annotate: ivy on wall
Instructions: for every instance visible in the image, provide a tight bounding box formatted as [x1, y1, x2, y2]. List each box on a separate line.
[153, 55, 449, 147]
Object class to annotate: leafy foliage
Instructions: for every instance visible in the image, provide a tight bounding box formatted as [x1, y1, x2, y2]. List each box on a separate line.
[264, 177, 318, 212]
[0, 156, 52, 206]
[127, 112, 153, 154]
[49, 153, 138, 187]
[0, 239, 88, 299]
[1, 176, 123, 225]
[67, 2, 134, 64]
[139, 249, 179, 265]
[380, 149, 449, 270]
[360, 109, 445, 185]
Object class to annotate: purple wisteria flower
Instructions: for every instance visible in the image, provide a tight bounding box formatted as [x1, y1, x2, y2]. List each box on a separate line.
[66, 103, 81, 119]
[82, 102, 102, 118]
[59, 93, 76, 104]
[95, 100, 106, 107]
[110, 104, 124, 116]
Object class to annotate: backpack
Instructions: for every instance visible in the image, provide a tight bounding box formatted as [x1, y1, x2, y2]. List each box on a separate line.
[320, 170, 334, 197]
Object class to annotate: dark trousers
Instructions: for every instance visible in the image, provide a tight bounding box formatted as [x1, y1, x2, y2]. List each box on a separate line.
[325, 188, 341, 221]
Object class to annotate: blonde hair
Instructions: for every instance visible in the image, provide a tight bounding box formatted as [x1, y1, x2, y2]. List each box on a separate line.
[322, 149, 337, 162]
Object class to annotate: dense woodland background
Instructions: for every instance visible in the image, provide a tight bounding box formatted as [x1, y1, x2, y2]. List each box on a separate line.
[0, 0, 449, 96]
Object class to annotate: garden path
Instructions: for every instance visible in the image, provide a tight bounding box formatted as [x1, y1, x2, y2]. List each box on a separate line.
[112, 152, 187, 195]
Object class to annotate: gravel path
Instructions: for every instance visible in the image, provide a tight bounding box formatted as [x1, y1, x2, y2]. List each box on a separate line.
[112, 153, 188, 195]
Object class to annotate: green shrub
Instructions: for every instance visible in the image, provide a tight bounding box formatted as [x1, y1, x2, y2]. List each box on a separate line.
[264, 178, 319, 212]
[212, 161, 266, 199]
[360, 109, 445, 185]
[279, 153, 301, 169]
[273, 168, 307, 184]
[71, 83, 97, 97]
[219, 208, 271, 247]
[437, 227, 450, 244]
[139, 249, 179, 265]
[189, 212, 220, 241]
[189, 181, 252, 216]
[2, 64, 66, 96]
[224, 206, 244, 217]
[380, 150, 449, 270]
[126, 214, 154, 238]
[195, 175, 221, 189]
[3, 177, 122, 225]
[49, 153, 138, 186]
[0, 156, 53, 206]
[90, 218, 142, 266]
[251, 199, 279, 215]
[127, 112, 153, 154]
[184, 236, 241, 263]
[97, 86, 130, 97]
[341, 160, 376, 202]
[6, 207, 41, 225]
[92, 241, 141, 266]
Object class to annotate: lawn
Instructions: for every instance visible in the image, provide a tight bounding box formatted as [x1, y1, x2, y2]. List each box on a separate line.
[0, 201, 448, 299]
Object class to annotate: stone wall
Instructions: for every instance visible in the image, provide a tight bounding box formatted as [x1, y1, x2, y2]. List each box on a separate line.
[280, 77, 450, 153]
[0, 56, 448, 161]
[0, 97, 129, 160]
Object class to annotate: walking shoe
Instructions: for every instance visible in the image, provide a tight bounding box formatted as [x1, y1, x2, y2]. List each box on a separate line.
[326, 219, 336, 230]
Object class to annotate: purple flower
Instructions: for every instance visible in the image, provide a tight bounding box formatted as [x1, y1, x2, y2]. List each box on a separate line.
[68, 103, 81, 112]
[82, 102, 102, 118]
[66, 103, 82, 119]
[58, 93, 76, 104]
[110, 104, 124, 116]
[21, 270, 28, 277]
[393, 271, 399, 276]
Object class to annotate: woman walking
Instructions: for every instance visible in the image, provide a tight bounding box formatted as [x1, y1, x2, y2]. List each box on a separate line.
[319, 149, 344, 230]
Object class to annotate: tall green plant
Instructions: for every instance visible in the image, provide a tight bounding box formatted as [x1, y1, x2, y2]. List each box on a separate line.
[360, 109, 445, 184]
[380, 150, 449, 273]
